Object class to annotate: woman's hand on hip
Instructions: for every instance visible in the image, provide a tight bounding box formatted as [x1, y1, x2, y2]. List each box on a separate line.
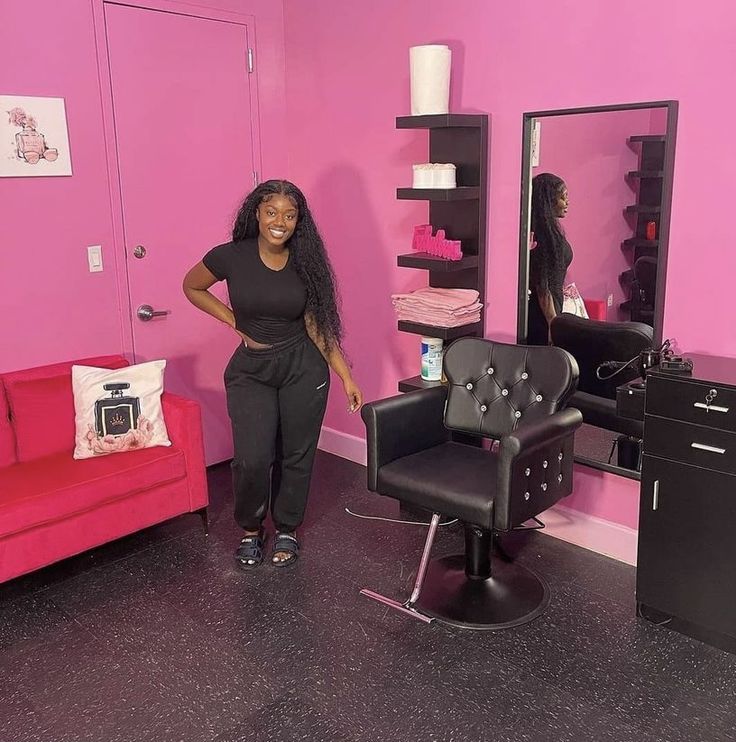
[343, 377, 363, 414]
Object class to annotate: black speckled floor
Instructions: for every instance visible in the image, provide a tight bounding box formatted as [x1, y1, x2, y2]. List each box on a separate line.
[2, 452, 735, 742]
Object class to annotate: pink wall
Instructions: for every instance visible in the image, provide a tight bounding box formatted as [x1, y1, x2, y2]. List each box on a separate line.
[0, 0, 287, 374]
[283, 0, 736, 526]
[536, 108, 664, 321]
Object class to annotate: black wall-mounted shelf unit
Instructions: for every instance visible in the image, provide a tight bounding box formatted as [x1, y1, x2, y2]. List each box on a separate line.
[395, 113, 489, 392]
[620, 134, 667, 324]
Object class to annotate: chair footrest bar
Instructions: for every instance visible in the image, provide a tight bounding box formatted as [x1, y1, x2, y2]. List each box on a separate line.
[359, 589, 434, 624]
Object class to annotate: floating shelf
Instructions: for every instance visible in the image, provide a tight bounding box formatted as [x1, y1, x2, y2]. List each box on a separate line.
[398, 320, 483, 341]
[398, 375, 446, 393]
[396, 187, 480, 201]
[622, 238, 659, 249]
[396, 114, 486, 129]
[627, 170, 664, 179]
[397, 252, 479, 271]
[629, 135, 666, 143]
[625, 204, 661, 214]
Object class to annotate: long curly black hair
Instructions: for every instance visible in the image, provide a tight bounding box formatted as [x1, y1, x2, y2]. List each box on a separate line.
[232, 179, 343, 351]
[530, 172, 567, 294]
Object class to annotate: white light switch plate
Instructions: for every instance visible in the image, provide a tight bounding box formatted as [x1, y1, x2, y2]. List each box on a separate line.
[87, 245, 103, 273]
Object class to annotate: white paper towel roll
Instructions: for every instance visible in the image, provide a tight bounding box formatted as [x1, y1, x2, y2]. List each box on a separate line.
[410, 45, 451, 116]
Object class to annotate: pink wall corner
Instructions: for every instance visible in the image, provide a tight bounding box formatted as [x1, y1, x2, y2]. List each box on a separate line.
[0, 0, 288, 374]
[283, 0, 736, 528]
[535, 108, 656, 322]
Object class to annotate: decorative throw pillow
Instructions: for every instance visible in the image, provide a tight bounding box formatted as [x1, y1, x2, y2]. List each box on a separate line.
[562, 282, 589, 319]
[72, 360, 171, 459]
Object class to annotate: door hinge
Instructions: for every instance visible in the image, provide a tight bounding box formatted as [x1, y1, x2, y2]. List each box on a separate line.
[247, 48, 254, 73]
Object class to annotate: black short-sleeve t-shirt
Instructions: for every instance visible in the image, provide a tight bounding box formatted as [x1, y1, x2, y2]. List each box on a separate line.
[203, 238, 307, 344]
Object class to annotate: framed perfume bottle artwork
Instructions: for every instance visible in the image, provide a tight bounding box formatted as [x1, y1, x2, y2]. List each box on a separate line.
[0, 95, 72, 177]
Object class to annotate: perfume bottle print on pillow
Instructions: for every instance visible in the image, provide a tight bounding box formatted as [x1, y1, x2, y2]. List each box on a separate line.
[95, 383, 141, 437]
[86, 380, 153, 456]
[7, 106, 58, 165]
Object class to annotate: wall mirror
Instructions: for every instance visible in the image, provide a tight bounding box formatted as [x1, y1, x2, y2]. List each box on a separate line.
[516, 101, 678, 480]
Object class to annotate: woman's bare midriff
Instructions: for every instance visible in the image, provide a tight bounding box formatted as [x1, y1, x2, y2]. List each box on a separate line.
[240, 332, 272, 350]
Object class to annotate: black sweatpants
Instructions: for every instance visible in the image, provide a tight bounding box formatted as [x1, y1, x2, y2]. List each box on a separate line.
[224, 334, 329, 532]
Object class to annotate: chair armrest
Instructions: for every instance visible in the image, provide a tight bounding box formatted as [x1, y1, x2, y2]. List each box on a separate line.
[495, 408, 583, 530]
[162, 392, 208, 511]
[361, 386, 449, 491]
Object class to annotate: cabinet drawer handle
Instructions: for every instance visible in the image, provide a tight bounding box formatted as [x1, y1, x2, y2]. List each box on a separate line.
[691, 442, 726, 455]
[652, 479, 659, 511]
[693, 402, 730, 413]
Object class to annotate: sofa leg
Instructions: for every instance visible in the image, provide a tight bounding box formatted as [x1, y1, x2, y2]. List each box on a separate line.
[196, 507, 209, 536]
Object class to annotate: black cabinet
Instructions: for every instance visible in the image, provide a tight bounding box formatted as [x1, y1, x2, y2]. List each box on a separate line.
[637, 356, 736, 651]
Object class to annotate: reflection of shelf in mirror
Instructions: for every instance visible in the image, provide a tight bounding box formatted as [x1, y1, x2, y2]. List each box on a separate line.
[396, 114, 486, 129]
[398, 320, 482, 341]
[625, 204, 661, 214]
[627, 170, 664, 179]
[397, 253, 478, 271]
[397, 187, 479, 201]
[622, 238, 659, 249]
[629, 135, 666, 143]
[398, 375, 446, 393]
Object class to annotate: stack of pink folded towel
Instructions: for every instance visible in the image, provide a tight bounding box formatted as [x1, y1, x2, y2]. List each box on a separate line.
[392, 287, 483, 328]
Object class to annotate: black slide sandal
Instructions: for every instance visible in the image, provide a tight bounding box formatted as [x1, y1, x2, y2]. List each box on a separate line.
[235, 532, 265, 569]
[271, 532, 299, 568]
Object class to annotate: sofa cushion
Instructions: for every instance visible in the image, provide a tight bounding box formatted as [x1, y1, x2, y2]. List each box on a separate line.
[6, 375, 75, 463]
[3, 355, 128, 463]
[0, 384, 16, 468]
[0, 445, 186, 538]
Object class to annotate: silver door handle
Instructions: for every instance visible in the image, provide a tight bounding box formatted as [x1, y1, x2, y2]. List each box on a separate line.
[652, 479, 659, 511]
[137, 304, 169, 322]
[691, 442, 726, 455]
[693, 402, 730, 413]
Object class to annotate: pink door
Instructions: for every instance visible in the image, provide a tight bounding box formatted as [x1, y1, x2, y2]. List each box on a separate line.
[105, 4, 256, 464]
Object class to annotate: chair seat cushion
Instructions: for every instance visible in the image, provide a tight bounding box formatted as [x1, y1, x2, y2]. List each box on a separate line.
[0, 446, 186, 538]
[377, 442, 496, 530]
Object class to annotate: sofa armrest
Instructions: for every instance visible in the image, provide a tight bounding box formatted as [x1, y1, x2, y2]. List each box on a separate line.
[495, 408, 583, 531]
[162, 392, 208, 512]
[361, 386, 449, 491]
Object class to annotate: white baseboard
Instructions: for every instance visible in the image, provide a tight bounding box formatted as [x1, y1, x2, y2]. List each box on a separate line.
[318, 427, 638, 565]
[318, 426, 367, 466]
[538, 504, 638, 565]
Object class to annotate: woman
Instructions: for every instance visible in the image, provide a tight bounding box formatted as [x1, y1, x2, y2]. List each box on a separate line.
[527, 172, 573, 345]
[183, 180, 362, 568]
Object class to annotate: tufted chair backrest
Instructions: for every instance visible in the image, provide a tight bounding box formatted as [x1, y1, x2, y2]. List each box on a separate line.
[443, 338, 579, 438]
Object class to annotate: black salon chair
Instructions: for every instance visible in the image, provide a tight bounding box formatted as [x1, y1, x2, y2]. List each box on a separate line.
[360, 338, 582, 630]
[550, 314, 653, 439]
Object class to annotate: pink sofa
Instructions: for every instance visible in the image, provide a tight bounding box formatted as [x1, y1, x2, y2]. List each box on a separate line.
[0, 355, 208, 584]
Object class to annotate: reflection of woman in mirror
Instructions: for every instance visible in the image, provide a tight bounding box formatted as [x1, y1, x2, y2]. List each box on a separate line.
[527, 172, 573, 345]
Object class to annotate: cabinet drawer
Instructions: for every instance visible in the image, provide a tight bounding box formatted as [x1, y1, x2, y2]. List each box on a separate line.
[646, 375, 736, 433]
[644, 416, 736, 476]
